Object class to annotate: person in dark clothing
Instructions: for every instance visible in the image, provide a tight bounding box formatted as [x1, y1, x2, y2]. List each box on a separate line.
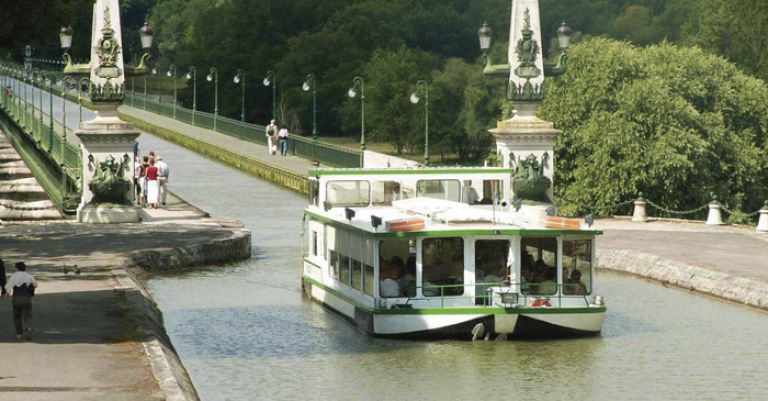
[0, 259, 7, 298]
[5, 262, 37, 340]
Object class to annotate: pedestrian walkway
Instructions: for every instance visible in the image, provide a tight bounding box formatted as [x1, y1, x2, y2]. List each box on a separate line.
[120, 105, 320, 177]
[0, 195, 247, 401]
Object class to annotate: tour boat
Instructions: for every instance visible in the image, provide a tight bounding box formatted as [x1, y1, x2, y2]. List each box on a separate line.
[301, 166, 606, 340]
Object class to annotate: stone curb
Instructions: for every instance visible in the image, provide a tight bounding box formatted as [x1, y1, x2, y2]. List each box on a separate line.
[597, 248, 768, 310]
[129, 226, 251, 270]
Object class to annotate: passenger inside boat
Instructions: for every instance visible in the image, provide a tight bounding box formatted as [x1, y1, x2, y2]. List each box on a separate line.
[563, 270, 588, 295]
[422, 238, 464, 297]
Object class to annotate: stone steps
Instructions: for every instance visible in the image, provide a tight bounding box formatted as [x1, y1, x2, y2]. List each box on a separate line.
[0, 132, 63, 221]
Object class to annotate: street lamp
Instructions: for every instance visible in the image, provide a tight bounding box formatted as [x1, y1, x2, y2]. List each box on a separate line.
[152, 67, 161, 103]
[207, 67, 218, 132]
[263, 70, 276, 122]
[347, 76, 365, 156]
[143, 70, 148, 110]
[186, 66, 197, 125]
[302, 73, 317, 141]
[47, 77, 54, 151]
[234, 69, 245, 122]
[410, 80, 429, 166]
[77, 77, 91, 124]
[167, 64, 177, 118]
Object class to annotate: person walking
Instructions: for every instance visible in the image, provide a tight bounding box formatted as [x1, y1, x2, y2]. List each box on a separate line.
[278, 127, 289, 156]
[156, 156, 170, 206]
[5, 262, 37, 340]
[265, 119, 278, 155]
[138, 155, 149, 207]
[145, 157, 160, 209]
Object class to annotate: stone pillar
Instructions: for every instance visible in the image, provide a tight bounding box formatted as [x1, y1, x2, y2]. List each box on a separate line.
[705, 201, 724, 225]
[491, 103, 560, 205]
[631, 194, 648, 222]
[75, 105, 140, 223]
[757, 201, 768, 233]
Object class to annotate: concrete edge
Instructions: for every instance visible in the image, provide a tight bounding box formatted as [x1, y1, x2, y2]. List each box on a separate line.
[597, 248, 768, 310]
[107, 223, 252, 401]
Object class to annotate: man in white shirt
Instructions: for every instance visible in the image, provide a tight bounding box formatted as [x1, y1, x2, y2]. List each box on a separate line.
[156, 156, 170, 206]
[5, 262, 37, 340]
[265, 119, 278, 155]
[278, 127, 289, 156]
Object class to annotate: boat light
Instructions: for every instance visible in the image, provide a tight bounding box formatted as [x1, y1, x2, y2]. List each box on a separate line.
[585, 213, 595, 227]
[323, 201, 332, 211]
[371, 215, 383, 229]
[345, 207, 356, 221]
[593, 295, 604, 306]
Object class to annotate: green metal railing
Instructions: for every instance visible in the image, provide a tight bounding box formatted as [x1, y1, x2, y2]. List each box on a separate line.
[395, 281, 593, 309]
[0, 69, 82, 214]
[124, 91, 362, 168]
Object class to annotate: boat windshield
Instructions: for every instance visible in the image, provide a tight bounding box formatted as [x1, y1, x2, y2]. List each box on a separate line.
[521, 237, 558, 296]
[563, 239, 592, 295]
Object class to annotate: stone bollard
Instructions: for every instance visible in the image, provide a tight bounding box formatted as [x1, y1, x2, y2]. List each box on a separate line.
[705, 198, 724, 225]
[757, 201, 768, 233]
[631, 192, 648, 222]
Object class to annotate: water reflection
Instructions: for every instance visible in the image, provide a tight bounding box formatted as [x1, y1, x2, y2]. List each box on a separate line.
[140, 134, 768, 401]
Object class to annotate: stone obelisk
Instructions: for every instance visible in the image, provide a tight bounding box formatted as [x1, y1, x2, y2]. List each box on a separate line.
[75, 0, 141, 223]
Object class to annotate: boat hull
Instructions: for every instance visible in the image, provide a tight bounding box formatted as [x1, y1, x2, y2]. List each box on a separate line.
[303, 277, 605, 340]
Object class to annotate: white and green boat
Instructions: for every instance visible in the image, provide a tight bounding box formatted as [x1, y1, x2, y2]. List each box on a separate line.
[301, 167, 606, 340]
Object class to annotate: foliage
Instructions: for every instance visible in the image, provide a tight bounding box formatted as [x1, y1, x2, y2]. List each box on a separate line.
[540, 38, 768, 216]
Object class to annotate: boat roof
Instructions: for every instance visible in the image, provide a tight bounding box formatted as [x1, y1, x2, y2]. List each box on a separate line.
[309, 166, 515, 177]
[306, 198, 602, 238]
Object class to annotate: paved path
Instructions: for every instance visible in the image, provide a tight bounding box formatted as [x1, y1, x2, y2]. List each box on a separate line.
[0, 194, 244, 401]
[595, 219, 768, 282]
[119, 105, 320, 176]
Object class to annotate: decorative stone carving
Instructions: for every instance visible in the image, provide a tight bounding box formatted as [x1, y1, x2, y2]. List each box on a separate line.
[88, 154, 132, 204]
[511, 153, 551, 202]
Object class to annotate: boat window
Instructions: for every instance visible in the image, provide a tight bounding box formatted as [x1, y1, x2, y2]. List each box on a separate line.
[326, 180, 370, 207]
[338, 229, 351, 285]
[562, 239, 592, 295]
[463, 179, 502, 205]
[326, 226, 338, 278]
[308, 179, 319, 206]
[416, 180, 461, 202]
[521, 237, 558, 296]
[422, 237, 464, 297]
[379, 239, 416, 298]
[312, 231, 318, 256]
[475, 240, 510, 304]
[371, 181, 406, 206]
[350, 234, 363, 290]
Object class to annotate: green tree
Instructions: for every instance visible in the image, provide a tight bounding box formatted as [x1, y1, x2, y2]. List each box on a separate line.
[540, 38, 768, 217]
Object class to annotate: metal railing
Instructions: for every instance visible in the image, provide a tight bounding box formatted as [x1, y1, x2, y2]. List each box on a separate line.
[391, 281, 593, 309]
[0, 72, 82, 214]
[124, 91, 362, 168]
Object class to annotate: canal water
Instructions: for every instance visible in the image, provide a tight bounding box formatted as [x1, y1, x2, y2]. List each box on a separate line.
[139, 134, 768, 401]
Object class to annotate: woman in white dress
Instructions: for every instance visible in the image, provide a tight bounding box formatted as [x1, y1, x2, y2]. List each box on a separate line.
[145, 158, 160, 208]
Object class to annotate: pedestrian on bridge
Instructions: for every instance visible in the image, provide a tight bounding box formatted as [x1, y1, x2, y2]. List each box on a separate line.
[265, 119, 278, 156]
[5, 262, 37, 340]
[145, 157, 160, 209]
[278, 127, 289, 156]
[156, 156, 170, 206]
[0, 259, 7, 299]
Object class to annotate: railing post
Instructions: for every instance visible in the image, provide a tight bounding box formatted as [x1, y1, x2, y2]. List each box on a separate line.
[705, 197, 724, 225]
[757, 201, 768, 233]
[631, 192, 648, 222]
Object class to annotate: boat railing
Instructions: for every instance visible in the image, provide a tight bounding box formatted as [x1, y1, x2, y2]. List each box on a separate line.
[400, 281, 592, 309]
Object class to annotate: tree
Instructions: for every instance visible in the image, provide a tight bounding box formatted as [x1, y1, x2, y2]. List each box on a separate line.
[540, 38, 768, 218]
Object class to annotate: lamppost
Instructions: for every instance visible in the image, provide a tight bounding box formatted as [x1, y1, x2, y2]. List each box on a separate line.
[47, 76, 54, 151]
[207, 67, 218, 131]
[302, 73, 317, 140]
[30, 71, 36, 128]
[77, 77, 91, 124]
[410, 80, 429, 166]
[152, 67, 160, 103]
[143, 71, 148, 110]
[186, 66, 197, 125]
[61, 80, 67, 158]
[36, 74, 43, 136]
[262, 70, 276, 121]
[234, 68, 245, 122]
[347, 76, 366, 158]
[167, 64, 176, 118]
